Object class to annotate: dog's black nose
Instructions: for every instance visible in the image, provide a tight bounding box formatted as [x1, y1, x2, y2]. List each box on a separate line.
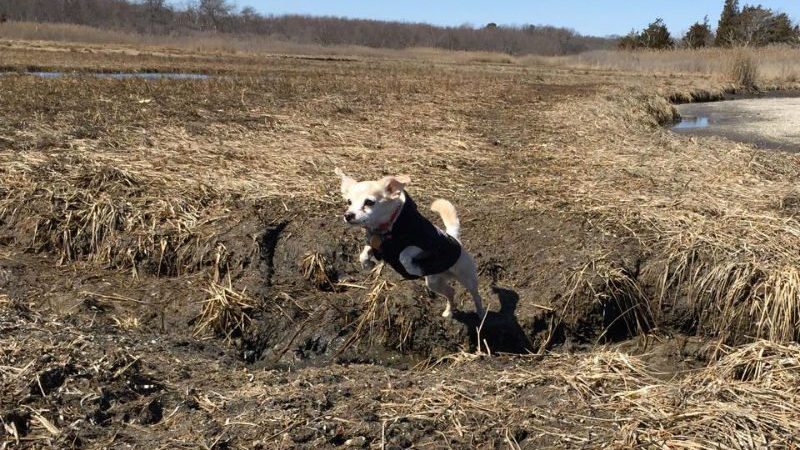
[344, 212, 356, 222]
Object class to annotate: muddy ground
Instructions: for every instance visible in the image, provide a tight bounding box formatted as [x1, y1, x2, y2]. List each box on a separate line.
[2, 40, 800, 448]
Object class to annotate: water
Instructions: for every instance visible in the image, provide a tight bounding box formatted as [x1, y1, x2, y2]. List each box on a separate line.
[672, 116, 710, 130]
[1, 71, 211, 80]
[671, 97, 800, 152]
[97, 72, 210, 80]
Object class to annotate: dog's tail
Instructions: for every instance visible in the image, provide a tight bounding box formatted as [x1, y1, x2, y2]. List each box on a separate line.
[431, 199, 460, 239]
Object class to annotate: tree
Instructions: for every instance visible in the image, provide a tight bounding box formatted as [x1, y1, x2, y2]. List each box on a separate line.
[618, 29, 642, 49]
[640, 18, 673, 49]
[738, 5, 775, 46]
[197, 0, 233, 31]
[619, 18, 673, 50]
[716, 0, 740, 46]
[765, 12, 799, 44]
[718, 4, 800, 47]
[141, 0, 168, 33]
[684, 16, 713, 48]
[240, 6, 257, 19]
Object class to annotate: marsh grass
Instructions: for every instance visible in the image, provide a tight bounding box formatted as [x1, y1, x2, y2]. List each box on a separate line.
[557, 46, 800, 85]
[728, 48, 759, 89]
[372, 340, 800, 448]
[3, 21, 799, 85]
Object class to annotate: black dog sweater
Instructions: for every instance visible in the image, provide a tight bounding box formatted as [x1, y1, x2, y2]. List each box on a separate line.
[367, 194, 462, 279]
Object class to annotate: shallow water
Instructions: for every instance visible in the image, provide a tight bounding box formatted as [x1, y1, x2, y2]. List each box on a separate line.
[1, 71, 210, 80]
[672, 97, 800, 152]
[672, 116, 709, 129]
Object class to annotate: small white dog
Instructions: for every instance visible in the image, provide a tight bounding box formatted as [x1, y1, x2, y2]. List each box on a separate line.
[335, 168, 485, 319]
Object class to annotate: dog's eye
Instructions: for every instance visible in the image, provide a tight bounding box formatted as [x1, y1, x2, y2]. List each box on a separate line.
[346, 199, 351, 206]
[363, 199, 375, 208]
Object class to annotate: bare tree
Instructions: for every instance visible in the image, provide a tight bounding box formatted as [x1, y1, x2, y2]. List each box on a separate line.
[141, 0, 168, 33]
[240, 6, 257, 18]
[738, 6, 774, 46]
[197, 0, 233, 31]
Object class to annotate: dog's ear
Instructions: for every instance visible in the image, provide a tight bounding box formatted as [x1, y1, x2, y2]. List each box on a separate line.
[381, 175, 411, 198]
[335, 168, 357, 195]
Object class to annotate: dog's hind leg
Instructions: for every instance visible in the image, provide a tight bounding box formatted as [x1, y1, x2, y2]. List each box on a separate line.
[450, 252, 486, 318]
[426, 274, 455, 318]
[463, 274, 485, 319]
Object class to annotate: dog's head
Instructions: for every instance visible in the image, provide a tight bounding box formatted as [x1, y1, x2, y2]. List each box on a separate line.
[334, 168, 410, 229]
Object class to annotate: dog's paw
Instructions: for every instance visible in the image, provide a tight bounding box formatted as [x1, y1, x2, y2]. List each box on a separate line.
[358, 246, 375, 271]
[360, 258, 376, 271]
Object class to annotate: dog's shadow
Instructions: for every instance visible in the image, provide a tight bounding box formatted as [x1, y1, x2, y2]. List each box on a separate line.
[452, 287, 533, 354]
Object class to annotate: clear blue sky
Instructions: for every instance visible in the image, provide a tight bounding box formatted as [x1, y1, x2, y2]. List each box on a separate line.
[174, 1, 800, 37]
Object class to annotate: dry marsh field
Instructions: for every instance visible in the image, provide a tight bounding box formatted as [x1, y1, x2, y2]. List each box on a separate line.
[0, 21, 519, 66]
[2, 38, 800, 449]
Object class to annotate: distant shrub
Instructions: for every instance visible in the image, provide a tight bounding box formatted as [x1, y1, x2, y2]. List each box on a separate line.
[683, 17, 714, 49]
[618, 18, 674, 50]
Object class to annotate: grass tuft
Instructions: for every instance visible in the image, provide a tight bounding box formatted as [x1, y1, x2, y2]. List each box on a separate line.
[300, 252, 337, 291]
[194, 279, 256, 341]
[728, 48, 759, 90]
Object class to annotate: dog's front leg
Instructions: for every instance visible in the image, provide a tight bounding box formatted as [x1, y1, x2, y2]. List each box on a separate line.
[359, 245, 376, 270]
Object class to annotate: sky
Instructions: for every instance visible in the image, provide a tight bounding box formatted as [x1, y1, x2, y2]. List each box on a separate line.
[174, 0, 800, 37]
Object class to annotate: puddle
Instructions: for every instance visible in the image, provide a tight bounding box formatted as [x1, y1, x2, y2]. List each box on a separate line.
[671, 97, 800, 152]
[1, 71, 211, 80]
[672, 116, 709, 129]
[97, 72, 211, 80]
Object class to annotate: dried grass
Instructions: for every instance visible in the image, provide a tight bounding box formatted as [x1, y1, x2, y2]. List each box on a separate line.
[193, 279, 256, 341]
[300, 252, 337, 291]
[728, 48, 759, 90]
[0, 21, 535, 66]
[375, 340, 800, 447]
[652, 214, 800, 342]
[562, 257, 654, 342]
[554, 46, 800, 85]
[336, 265, 398, 356]
[0, 156, 235, 277]
[111, 314, 141, 330]
[528, 85, 800, 343]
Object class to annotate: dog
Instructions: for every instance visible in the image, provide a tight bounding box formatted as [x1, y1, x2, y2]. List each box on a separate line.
[335, 168, 485, 319]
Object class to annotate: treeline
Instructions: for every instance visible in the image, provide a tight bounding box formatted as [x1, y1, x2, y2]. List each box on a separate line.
[0, 0, 612, 55]
[620, 0, 800, 49]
